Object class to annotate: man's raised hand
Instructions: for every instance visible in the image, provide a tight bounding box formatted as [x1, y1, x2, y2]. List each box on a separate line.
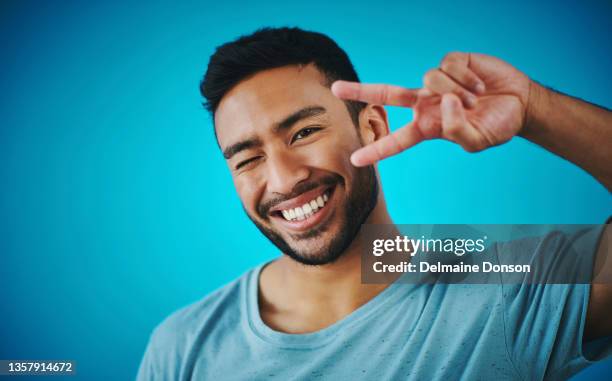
[331, 52, 531, 166]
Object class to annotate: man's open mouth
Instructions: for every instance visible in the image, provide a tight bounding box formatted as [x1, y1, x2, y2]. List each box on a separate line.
[269, 186, 336, 231]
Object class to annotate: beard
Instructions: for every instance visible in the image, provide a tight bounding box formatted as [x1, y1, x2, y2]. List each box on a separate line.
[245, 164, 379, 266]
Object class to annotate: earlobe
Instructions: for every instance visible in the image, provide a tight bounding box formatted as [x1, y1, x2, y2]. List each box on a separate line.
[359, 104, 390, 144]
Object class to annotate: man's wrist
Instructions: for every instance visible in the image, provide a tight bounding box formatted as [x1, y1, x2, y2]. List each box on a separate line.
[519, 80, 551, 139]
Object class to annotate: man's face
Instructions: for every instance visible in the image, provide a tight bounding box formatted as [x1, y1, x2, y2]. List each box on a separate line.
[215, 64, 378, 265]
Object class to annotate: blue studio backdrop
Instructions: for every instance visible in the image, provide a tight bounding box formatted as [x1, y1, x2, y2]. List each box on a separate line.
[0, 0, 611, 380]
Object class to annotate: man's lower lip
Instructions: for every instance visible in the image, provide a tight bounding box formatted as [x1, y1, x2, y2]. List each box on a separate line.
[273, 187, 335, 232]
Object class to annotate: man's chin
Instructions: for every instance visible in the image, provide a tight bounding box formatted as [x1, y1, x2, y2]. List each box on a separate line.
[283, 247, 344, 266]
[277, 234, 339, 266]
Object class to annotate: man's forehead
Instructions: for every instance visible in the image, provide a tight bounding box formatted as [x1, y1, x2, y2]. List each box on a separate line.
[215, 64, 332, 144]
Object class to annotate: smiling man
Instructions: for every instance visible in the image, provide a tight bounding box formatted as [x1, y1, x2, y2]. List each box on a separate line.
[137, 27, 612, 380]
[216, 63, 383, 268]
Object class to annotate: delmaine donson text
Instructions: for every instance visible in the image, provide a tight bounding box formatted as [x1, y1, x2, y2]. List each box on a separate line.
[371, 236, 531, 274]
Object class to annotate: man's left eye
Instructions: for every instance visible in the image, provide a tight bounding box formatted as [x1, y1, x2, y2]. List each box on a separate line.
[291, 127, 322, 143]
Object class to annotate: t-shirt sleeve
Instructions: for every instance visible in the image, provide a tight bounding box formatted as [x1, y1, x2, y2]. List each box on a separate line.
[136, 330, 158, 381]
[499, 224, 612, 380]
[136, 321, 183, 381]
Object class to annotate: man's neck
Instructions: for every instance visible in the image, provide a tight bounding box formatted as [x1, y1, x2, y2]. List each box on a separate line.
[258, 191, 394, 334]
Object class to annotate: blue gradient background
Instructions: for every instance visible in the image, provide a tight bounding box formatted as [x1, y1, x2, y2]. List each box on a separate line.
[0, 0, 610, 379]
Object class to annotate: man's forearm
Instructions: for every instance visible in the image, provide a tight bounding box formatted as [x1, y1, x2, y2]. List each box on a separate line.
[520, 81, 612, 190]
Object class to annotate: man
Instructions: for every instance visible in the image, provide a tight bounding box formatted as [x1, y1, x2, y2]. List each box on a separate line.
[137, 27, 611, 380]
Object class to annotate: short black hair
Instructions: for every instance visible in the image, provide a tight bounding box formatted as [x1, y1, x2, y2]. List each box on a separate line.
[200, 27, 366, 134]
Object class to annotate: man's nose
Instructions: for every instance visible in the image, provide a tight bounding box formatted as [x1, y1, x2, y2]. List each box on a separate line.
[265, 151, 310, 195]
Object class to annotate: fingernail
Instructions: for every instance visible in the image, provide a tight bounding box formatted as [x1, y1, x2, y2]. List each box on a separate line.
[331, 81, 342, 95]
[442, 94, 454, 108]
[475, 82, 485, 94]
[466, 94, 477, 108]
[351, 152, 365, 167]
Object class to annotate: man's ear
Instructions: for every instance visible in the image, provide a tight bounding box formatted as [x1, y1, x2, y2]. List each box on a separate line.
[357, 104, 390, 145]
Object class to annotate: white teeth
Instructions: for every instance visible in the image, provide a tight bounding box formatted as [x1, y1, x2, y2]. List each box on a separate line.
[279, 190, 331, 221]
[282, 210, 290, 220]
[302, 203, 312, 214]
[309, 200, 318, 211]
[316, 196, 324, 208]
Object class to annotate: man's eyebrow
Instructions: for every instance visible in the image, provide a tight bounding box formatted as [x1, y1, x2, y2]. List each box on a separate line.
[222, 106, 326, 160]
[222, 137, 262, 160]
[274, 106, 327, 133]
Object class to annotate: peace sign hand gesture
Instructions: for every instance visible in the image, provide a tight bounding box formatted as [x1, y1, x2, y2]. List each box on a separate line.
[332, 52, 532, 166]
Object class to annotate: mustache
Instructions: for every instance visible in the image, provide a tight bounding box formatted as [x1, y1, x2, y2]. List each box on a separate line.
[257, 174, 343, 218]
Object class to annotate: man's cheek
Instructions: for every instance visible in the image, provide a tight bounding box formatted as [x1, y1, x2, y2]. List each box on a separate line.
[304, 143, 352, 172]
[234, 178, 261, 206]
[235, 189, 261, 221]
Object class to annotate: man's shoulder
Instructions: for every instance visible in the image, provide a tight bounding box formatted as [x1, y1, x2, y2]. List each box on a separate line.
[148, 266, 258, 351]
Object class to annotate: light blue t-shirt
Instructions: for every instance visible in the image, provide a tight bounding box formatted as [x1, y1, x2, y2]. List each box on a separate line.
[137, 227, 611, 380]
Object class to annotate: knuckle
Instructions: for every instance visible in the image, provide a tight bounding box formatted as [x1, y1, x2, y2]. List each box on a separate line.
[373, 142, 386, 161]
[465, 137, 487, 152]
[422, 71, 433, 87]
[380, 85, 389, 104]
[444, 122, 462, 137]
[423, 69, 440, 88]
[440, 60, 453, 73]
[478, 136, 492, 150]
[443, 51, 462, 65]
[389, 133, 404, 151]
[355, 86, 363, 101]
[462, 142, 479, 153]
[462, 146, 475, 153]
[464, 72, 480, 88]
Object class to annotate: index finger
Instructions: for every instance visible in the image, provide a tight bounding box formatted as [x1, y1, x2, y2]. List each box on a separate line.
[331, 81, 419, 107]
[351, 121, 425, 166]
